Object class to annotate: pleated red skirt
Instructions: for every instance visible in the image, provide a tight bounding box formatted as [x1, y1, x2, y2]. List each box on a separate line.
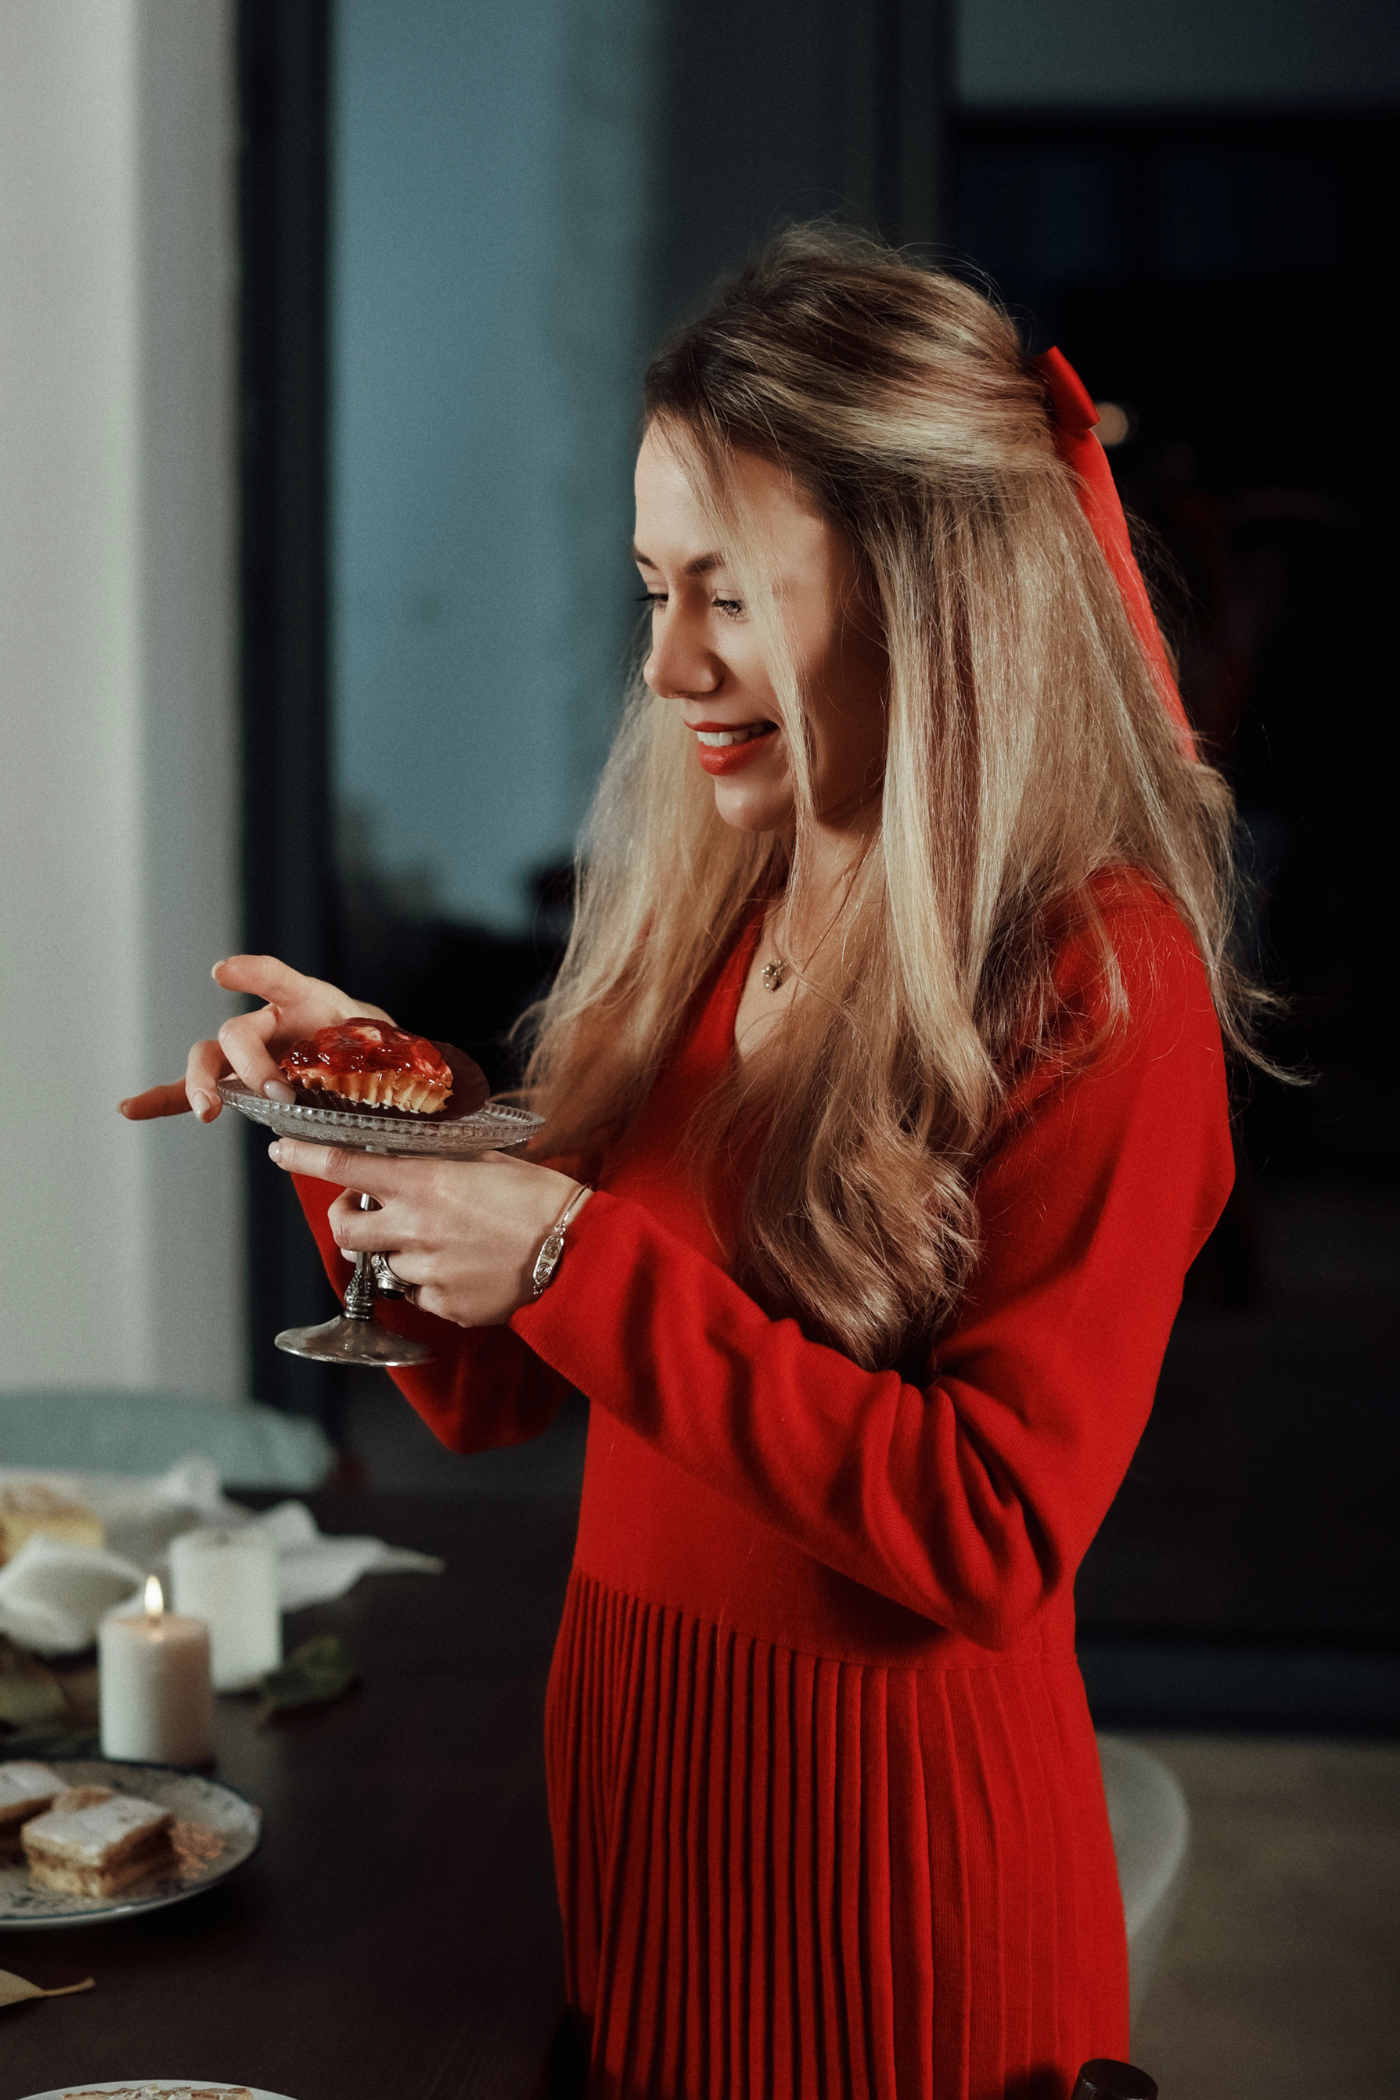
[545, 1566, 1128, 2099]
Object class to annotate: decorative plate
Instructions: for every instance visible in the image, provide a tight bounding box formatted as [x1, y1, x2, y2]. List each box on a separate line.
[0, 1761, 261, 1930]
[217, 1079, 541, 1158]
[15, 2086, 297, 2100]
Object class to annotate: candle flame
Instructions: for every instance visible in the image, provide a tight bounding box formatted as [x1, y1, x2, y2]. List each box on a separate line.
[144, 1574, 164, 1619]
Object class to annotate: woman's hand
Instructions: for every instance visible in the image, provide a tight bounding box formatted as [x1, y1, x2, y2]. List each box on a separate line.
[268, 1138, 589, 1328]
[119, 956, 392, 1125]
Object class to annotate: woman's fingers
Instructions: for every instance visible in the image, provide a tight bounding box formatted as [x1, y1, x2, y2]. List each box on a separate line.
[120, 1036, 228, 1121]
[268, 1137, 421, 1204]
[120, 1079, 197, 1121]
[118, 954, 390, 1128]
[218, 1004, 295, 1101]
[327, 1187, 416, 1254]
[185, 1035, 234, 1120]
[212, 954, 317, 1005]
[213, 954, 392, 1028]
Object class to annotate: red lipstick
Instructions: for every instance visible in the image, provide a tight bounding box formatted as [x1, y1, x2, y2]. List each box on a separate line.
[691, 722, 780, 776]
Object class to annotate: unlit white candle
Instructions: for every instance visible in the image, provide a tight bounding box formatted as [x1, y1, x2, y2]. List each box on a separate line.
[170, 1525, 281, 1691]
[99, 1576, 214, 1765]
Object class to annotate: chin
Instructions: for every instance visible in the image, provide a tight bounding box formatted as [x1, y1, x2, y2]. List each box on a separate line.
[710, 775, 796, 834]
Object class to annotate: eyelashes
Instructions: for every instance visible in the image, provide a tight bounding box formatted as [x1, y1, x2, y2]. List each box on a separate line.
[635, 592, 746, 619]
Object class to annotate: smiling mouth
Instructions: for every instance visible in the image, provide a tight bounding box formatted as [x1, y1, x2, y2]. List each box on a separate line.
[691, 720, 780, 776]
[696, 724, 773, 748]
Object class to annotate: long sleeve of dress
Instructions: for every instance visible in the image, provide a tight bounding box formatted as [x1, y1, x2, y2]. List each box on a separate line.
[296, 883, 1231, 1648]
[504, 887, 1233, 1649]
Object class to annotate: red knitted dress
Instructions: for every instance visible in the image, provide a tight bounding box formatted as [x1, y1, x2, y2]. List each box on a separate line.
[296, 874, 1232, 2100]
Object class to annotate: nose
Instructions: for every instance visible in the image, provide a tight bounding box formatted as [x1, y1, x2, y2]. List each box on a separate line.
[644, 608, 722, 701]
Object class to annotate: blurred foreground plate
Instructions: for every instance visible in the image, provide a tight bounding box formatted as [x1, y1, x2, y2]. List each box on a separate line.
[16, 2086, 296, 2100]
[0, 1761, 261, 1930]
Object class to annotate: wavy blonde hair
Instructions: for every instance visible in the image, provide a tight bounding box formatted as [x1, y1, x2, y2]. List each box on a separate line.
[523, 224, 1256, 1370]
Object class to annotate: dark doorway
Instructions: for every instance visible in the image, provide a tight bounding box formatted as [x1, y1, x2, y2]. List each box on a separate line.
[952, 108, 1400, 1723]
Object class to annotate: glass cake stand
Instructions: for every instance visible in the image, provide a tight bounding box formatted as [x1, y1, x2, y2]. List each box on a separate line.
[218, 1078, 543, 1367]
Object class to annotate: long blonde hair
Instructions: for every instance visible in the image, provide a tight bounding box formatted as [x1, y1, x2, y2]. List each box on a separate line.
[524, 224, 1256, 1370]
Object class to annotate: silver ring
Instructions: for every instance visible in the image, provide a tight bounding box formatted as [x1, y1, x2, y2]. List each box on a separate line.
[371, 1253, 419, 1304]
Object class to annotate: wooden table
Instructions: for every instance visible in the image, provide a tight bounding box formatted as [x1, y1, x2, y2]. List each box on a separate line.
[1, 1490, 579, 2100]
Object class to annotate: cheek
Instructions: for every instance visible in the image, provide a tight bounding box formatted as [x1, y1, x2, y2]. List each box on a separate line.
[811, 638, 888, 762]
[724, 632, 778, 700]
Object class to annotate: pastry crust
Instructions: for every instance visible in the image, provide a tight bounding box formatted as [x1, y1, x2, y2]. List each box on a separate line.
[23, 1785, 176, 1898]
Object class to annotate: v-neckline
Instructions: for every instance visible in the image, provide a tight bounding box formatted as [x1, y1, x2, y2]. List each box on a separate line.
[723, 909, 766, 1062]
[678, 909, 764, 1079]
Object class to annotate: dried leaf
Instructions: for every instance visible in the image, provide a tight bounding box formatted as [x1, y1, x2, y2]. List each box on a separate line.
[0, 1966, 94, 2010]
[256, 1634, 357, 1723]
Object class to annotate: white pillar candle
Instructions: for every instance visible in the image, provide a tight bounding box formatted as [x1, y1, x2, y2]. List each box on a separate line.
[99, 1576, 215, 1765]
[169, 1524, 282, 1691]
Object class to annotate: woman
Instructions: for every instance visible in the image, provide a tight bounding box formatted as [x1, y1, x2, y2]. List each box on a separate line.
[127, 228, 1249, 2097]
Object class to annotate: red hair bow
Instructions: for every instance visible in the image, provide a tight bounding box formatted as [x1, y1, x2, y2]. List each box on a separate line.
[1032, 346, 1195, 758]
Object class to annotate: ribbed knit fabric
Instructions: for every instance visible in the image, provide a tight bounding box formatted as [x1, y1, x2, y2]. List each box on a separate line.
[295, 872, 1233, 2099]
[547, 1571, 1129, 2100]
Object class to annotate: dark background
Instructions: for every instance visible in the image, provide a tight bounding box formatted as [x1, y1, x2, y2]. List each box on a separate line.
[236, 0, 1398, 1730]
[950, 104, 1399, 1728]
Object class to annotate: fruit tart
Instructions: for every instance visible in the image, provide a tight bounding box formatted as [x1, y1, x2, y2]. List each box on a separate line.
[280, 1019, 455, 1115]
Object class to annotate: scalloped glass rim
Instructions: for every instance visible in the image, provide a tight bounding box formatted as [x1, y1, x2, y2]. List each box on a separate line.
[216, 1079, 542, 1158]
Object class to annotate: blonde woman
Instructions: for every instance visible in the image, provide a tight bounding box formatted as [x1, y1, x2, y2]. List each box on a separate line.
[128, 229, 1244, 2097]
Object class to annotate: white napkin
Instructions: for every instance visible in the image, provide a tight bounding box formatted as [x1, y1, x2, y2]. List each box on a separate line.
[0, 1535, 144, 1654]
[0, 1458, 443, 1653]
[250, 1499, 443, 1611]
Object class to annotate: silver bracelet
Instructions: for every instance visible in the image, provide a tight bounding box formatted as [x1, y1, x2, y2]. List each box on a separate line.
[531, 1183, 592, 1298]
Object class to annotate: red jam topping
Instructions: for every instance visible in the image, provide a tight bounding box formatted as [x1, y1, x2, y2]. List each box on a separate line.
[282, 1021, 452, 1087]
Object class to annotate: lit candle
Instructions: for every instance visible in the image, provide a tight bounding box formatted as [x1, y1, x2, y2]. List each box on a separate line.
[99, 1576, 215, 1765]
[170, 1525, 281, 1691]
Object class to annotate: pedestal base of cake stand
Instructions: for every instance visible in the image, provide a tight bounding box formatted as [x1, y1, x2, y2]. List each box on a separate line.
[275, 1196, 435, 1367]
[274, 1311, 434, 1367]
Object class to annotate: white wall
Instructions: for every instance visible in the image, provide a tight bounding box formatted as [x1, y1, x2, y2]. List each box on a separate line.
[0, 0, 245, 1397]
[959, 0, 1400, 106]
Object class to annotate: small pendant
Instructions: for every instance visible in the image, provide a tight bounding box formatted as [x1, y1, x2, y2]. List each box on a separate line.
[760, 958, 787, 993]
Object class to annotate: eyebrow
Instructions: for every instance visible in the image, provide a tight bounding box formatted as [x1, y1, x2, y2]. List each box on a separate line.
[631, 543, 727, 578]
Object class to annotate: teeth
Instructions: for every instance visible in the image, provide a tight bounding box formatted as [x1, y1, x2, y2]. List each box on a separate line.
[696, 726, 769, 747]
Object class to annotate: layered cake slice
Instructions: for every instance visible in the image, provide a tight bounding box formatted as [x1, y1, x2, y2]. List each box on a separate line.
[23, 1785, 175, 1897]
[0, 1759, 62, 1858]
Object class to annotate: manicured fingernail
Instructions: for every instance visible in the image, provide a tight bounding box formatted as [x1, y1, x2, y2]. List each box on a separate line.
[264, 1080, 296, 1103]
[211, 959, 228, 979]
[267, 1140, 283, 1163]
[341, 1247, 354, 1263]
[190, 1090, 215, 1121]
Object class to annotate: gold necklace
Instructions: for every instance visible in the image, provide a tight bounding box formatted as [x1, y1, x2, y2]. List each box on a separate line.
[759, 852, 860, 999]
[760, 873, 855, 995]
